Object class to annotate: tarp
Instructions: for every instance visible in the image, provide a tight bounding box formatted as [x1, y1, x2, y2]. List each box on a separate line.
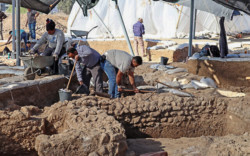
[176, 0, 234, 20]
[67, 0, 250, 39]
[157, 0, 250, 16]
[213, 0, 250, 15]
[0, 0, 59, 14]
[75, 0, 99, 16]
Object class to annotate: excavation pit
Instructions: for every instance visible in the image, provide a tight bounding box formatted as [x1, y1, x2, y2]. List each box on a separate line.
[0, 64, 250, 156]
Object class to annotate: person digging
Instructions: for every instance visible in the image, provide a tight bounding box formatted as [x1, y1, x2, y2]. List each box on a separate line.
[101, 49, 143, 98]
[67, 45, 103, 95]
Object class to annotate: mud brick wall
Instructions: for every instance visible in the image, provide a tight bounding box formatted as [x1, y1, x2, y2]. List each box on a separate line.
[97, 94, 228, 138]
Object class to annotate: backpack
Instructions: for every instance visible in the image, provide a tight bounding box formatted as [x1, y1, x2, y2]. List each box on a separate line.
[200, 45, 220, 57]
[208, 45, 220, 57]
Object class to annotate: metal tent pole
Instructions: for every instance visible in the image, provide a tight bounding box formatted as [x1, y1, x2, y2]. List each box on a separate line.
[12, 0, 15, 55]
[188, 0, 194, 57]
[114, 1, 134, 56]
[92, 8, 114, 39]
[192, 9, 197, 39]
[15, 0, 20, 66]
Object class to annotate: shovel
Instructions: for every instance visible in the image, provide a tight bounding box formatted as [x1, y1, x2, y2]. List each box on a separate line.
[66, 59, 77, 90]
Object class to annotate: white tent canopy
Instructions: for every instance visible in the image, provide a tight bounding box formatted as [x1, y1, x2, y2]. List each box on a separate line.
[67, 0, 250, 39]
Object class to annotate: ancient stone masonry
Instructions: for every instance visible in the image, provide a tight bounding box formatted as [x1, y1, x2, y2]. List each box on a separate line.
[0, 97, 128, 156]
[95, 93, 228, 138]
[35, 98, 127, 156]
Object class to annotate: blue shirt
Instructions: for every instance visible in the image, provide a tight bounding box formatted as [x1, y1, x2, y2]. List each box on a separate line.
[11, 29, 25, 36]
[133, 21, 145, 37]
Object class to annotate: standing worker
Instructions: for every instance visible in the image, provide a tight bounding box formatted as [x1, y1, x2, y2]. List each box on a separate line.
[26, 9, 39, 40]
[30, 19, 65, 73]
[67, 45, 103, 93]
[133, 18, 146, 57]
[101, 50, 143, 98]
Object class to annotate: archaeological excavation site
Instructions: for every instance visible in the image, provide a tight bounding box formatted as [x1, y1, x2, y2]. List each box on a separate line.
[1, 0, 250, 155]
[1, 51, 250, 156]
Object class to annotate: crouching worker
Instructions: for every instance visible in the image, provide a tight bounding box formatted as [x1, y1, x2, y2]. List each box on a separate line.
[30, 19, 65, 73]
[101, 50, 143, 98]
[67, 45, 103, 94]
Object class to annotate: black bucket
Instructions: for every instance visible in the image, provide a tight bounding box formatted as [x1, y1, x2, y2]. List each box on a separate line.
[58, 89, 72, 102]
[160, 57, 168, 65]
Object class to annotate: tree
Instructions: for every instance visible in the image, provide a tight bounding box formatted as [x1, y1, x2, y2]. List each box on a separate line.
[58, 0, 76, 14]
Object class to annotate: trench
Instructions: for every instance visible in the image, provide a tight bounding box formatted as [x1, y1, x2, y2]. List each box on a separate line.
[0, 75, 249, 155]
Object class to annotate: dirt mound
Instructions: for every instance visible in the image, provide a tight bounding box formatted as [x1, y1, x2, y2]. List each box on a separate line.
[2, 13, 68, 40]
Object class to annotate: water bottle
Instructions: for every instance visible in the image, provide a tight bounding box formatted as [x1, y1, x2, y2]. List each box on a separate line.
[7, 52, 10, 59]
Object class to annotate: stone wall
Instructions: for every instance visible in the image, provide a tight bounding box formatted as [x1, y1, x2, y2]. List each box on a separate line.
[95, 93, 228, 138]
[0, 75, 67, 110]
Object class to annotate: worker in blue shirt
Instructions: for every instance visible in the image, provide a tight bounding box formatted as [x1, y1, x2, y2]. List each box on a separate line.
[133, 18, 146, 57]
[6, 29, 28, 51]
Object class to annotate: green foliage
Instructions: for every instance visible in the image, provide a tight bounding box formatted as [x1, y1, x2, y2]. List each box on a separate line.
[57, 0, 76, 14]
[6, 5, 28, 14]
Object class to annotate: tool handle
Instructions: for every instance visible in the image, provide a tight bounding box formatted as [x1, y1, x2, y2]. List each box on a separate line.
[66, 60, 77, 90]
[156, 80, 178, 89]
[122, 89, 154, 93]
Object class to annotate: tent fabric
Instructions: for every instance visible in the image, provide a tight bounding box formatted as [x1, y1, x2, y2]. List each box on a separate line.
[0, 0, 59, 14]
[67, 0, 250, 39]
[212, 0, 250, 16]
[176, 0, 234, 20]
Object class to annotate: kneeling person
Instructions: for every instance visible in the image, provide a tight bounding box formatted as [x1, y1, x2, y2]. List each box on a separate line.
[101, 50, 143, 98]
[67, 45, 103, 93]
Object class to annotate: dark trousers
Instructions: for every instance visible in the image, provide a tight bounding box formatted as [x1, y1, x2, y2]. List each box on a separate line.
[41, 46, 66, 74]
[81, 63, 103, 93]
[219, 17, 228, 58]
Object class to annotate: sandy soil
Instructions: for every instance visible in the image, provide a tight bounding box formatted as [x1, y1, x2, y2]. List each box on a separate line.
[2, 13, 68, 40]
[127, 133, 250, 156]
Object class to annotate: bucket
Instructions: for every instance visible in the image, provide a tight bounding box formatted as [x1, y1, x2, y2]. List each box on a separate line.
[58, 89, 72, 102]
[58, 63, 69, 76]
[160, 57, 168, 65]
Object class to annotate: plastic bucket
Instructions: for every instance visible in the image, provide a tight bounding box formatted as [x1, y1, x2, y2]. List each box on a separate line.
[58, 89, 72, 102]
[160, 57, 168, 65]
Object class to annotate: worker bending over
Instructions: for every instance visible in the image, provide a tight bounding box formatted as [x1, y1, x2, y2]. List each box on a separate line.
[101, 50, 143, 98]
[67, 45, 103, 93]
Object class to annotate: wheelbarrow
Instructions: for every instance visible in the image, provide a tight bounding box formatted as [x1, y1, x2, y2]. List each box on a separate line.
[20, 56, 54, 80]
[70, 26, 98, 39]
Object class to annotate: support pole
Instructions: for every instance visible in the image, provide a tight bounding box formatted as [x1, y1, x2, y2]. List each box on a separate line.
[12, 0, 15, 54]
[92, 8, 114, 39]
[192, 9, 197, 39]
[188, 0, 194, 57]
[15, 0, 20, 66]
[114, 2, 134, 56]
